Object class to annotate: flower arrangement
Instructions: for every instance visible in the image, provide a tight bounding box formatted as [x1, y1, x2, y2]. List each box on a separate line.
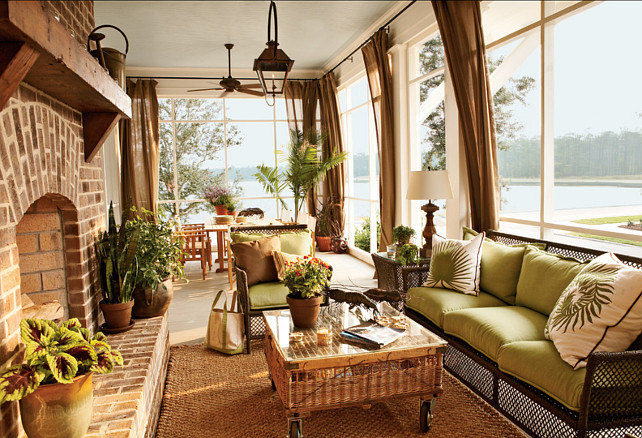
[283, 257, 332, 299]
[0, 318, 122, 403]
[204, 186, 232, 206]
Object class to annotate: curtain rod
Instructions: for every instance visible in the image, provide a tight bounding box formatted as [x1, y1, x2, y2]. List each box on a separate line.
[126, 76, 317, 81]
[327, 0, 417, 74]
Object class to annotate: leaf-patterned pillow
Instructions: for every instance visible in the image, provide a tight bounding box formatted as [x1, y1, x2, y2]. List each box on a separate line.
[423, 233, 484, 295]
[545, 252, 642, 369]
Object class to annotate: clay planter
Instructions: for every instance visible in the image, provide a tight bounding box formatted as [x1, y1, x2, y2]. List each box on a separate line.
[19, 373, 93, 438]
[100, 300, 134, 329]
[287, 294, 323, 328]
[133, 278, 173, 318]
[214, 205, 228, 215]
[316, 236, 332, 252]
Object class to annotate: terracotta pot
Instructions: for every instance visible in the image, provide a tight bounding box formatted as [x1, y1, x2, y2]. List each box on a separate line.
[132, 278, 173, 318]
[100, 300, 133, 329]
[19, 373, 93, 438]
[214, 205, 228, 215]
[287, 294, 323, 328]
[316, 236, 332, 252]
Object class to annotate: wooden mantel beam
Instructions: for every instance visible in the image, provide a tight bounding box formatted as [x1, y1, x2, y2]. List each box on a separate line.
[0, 42, 39, 110]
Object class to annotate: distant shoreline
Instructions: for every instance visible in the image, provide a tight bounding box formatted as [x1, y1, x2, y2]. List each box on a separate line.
[501, 179, 642, 188]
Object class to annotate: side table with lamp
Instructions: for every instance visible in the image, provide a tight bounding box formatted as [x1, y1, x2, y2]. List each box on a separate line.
[406, 169, 453, 258]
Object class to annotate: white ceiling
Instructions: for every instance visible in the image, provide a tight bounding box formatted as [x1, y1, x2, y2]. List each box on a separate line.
[94, 1, 397, 76]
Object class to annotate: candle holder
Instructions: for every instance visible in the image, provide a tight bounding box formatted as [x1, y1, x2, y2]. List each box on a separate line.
[289, 332, 303, 343]
[316, 327, 333, 346]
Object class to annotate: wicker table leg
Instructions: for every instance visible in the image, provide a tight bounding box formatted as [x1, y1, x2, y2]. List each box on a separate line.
[419, 397, 437, 433]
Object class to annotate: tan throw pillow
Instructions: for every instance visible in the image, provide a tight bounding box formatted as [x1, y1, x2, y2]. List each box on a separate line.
[231, 235, 280, 287]
[272, 251, 302, 281]
[423, 233, 484, 295]
[545, 252, 642, 369]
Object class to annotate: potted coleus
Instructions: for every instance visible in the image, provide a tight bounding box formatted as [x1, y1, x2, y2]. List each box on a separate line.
[283, 257, 332, 328]
[0, 318, 122, 438]
[127, 208, 185, 318]
[95, 202, 139, 331]
[204, 186, 233, 215]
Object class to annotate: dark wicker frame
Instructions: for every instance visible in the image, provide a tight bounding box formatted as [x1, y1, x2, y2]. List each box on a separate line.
[232, 224, 310, 354]
[404, 230, 642, 438]
[371, 252, 430, 296]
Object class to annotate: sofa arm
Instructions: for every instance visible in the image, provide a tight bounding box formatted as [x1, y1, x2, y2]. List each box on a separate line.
[580, 349, 642, 424]
[235, 266, 250, 313]
[401, 265, 431, 292]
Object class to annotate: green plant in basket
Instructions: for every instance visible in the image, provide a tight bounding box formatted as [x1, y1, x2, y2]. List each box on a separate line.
[392, 225, 416, 245]
[0, 318, 122, 403]
[283, 257, 333, 299]
[396, 243, 419, 266]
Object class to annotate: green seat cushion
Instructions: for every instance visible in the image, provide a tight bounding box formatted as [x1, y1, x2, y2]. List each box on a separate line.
[497, 341, 586, 411]
[515, 246, 586, 316]
[248, 281, 290, 310]
[443, 306, 549, 361]
[406, 287, 507, 328]
[230, 230, 312, 256]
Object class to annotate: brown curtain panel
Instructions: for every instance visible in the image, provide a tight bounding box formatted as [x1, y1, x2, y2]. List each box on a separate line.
[432, 0, 500, 232]
[318, 72, 346, 236]
[120, 79, 160, 215]
[283, 80, 320, 215]
[362, 29, 396, 251]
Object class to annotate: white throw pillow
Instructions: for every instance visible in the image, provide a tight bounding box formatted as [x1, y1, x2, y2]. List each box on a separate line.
[423, 232, 484, 295]
[545, 252, 642, 369]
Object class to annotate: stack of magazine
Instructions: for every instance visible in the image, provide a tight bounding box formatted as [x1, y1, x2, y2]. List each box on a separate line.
[340, 320, 405, 349]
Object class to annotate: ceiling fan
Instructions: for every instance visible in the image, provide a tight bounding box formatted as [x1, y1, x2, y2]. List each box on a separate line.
[188, 44, 264, 96]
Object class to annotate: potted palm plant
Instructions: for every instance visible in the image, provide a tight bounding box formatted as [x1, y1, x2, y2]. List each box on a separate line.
[315, 203, 333, 252]
[127, 208, 185, 318]
[95, 202, 139, 331]
[255, 130, 347, 221]
[283, 257, 332, 328]
[0, 318, 122, 438]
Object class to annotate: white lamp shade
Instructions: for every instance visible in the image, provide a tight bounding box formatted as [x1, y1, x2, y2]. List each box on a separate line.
[406, 170, 453, 200]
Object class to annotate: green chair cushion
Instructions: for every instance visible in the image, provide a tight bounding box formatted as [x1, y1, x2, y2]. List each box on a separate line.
[515, 246, 586, 316]
[230, 230, 312, 256]
[406, 287, 507, 328]
[462, 227, 545, 304]
[248, 281, 290, 310]
[443, 306, 549, 361]
[497, 341, 586, 411]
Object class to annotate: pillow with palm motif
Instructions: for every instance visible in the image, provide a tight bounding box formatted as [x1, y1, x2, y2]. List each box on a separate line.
[423, 232, 484, 295]
[545, 252, 642, 369]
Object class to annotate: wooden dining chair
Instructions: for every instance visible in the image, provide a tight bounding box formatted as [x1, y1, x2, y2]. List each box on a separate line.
[181, 223, 212, 270]
[176, 231, 208, 280]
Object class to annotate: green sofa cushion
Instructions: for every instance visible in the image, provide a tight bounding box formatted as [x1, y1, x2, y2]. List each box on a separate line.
[248, 281, 290, 310]
[443, 306, 549, 361]
[462, 227, 545, 304]
[406, 287, 507, 328]
[497, 341, 586, 411]
[515, 246, 586, 316]
[230, 230, 312, 256]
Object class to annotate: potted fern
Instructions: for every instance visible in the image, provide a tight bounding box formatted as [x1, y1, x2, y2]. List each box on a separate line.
[255, 129, 347, 221]
[0, 318, 122, 438]
[392, 225, 416, 245]
[95, 202, 139, 331]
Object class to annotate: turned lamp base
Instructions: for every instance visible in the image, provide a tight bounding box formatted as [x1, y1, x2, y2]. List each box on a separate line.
[420, 201, 440, 259]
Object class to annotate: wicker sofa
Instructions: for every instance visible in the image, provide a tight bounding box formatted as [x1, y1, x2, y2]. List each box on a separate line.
[404, 230, 642, 438]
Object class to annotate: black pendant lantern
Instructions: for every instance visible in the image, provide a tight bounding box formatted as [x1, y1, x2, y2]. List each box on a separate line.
[253, 1, 294, 103]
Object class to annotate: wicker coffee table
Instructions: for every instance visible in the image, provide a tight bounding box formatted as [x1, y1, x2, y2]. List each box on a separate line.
[263, 303, 448, 437]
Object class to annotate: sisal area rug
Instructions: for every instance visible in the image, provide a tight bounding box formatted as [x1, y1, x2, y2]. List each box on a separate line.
[155, 342, 525, 437]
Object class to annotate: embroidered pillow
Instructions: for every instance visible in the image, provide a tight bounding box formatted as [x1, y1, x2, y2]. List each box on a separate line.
[423, 232, 484, 295]
[545, 252, 642, 369]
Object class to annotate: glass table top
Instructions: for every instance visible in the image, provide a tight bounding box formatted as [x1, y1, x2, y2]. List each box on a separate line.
[263, 302, 447, 364]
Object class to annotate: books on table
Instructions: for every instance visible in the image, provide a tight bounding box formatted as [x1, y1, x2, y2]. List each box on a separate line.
[340, 320, 405, 349]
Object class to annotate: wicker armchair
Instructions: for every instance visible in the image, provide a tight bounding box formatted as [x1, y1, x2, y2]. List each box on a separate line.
[231, 224, 311, 354]
[405, 230, 642, 438]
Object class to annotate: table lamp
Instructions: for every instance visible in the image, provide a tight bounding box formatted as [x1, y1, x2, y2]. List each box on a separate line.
[406, 170, 453, 258]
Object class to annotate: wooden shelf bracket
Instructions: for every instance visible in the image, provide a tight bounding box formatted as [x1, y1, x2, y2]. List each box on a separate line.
[83, 112, 121, 162]
[0, 42, 39, 110]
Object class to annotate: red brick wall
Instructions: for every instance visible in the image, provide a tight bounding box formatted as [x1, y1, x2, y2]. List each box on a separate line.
[43, 0, 95, 46]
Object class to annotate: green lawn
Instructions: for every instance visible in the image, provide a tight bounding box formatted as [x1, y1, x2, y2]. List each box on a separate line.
[573, 215, 642, 225]
[573, 233, 642, 247]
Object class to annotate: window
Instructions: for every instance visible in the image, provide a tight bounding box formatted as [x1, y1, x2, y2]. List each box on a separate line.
[483, 1, 642, 255]
[338, 76, 380, 253]
[158, 97, 289, 223]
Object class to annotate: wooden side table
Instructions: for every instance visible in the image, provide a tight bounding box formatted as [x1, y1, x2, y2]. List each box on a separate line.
[371, 252, 431, 294]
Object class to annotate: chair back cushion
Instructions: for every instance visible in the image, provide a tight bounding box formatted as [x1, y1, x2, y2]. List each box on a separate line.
[230, 229, 313, 256]
[231, 235, 280, 286]
[272, 251, 302, 281]
[515, 246, 586, 316]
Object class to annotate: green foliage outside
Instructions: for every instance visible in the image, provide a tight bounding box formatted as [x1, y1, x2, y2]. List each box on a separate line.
[573, 215, 642, 225]
[354, 217, 381, 252]
[0, 318, 122, 403]
[158, 98, 243, 219]
[573, 234, 642, 248]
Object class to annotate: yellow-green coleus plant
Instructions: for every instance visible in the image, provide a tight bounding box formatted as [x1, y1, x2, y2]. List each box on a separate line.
[0, 318, 123, 403]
